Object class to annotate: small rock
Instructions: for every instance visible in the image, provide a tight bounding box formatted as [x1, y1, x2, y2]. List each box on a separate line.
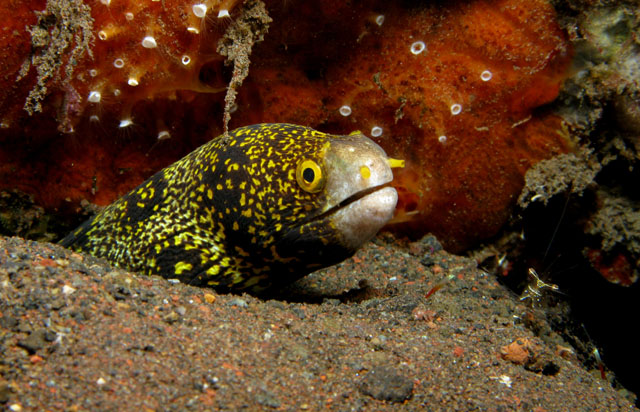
[228, 298, 248, 308]
[62, 284, 76, 295]
[111, 285, 132, 300]
[500, 338, 531, 365]
[163, 311, 181, 324]
[0, 383, 13, 403]
[16, 322, 32, 333]
[286, 343, 310, 362]
[408, 234, 443, 265]
[17, 329, 53, 353]
[0, 315, 18, 330]
[266, 300, 286, 310]
[255, 389, 281, 408]
[291, 306, 306, 319]
[50, 298, 66, 310]
[359, 366, 413, 403]
[500, 337, 558, 374]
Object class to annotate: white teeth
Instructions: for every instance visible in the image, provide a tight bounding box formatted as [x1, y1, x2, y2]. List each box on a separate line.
[218, 9, 230, 18]
[119, 119, 133, 128]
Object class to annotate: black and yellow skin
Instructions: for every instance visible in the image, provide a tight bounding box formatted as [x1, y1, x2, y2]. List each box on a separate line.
[61, 123, 398, 293]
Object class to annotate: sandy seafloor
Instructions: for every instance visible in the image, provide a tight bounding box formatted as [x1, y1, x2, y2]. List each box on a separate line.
[0, 234, 637, 411]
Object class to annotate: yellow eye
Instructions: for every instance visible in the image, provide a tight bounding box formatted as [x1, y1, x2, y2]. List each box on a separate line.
[296, 159, 325, 193]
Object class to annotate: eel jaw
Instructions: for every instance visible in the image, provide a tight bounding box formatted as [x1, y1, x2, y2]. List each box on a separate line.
[329, 186, 398, 251]
[329, 185, 398, 251]
[316, 133, 399, 251]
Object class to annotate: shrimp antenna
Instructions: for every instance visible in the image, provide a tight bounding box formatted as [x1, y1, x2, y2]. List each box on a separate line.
[542, 187, 572, 263]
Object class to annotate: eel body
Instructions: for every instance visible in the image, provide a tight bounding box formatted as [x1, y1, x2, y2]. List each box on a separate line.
[61, 123, 399, 293]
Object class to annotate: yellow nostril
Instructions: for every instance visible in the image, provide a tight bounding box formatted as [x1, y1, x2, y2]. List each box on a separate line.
[387, 158, 405, 168]
[360, 165, 371, 179]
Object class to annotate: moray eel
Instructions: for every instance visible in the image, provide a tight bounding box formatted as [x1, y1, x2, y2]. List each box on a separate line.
[61, 123, 400, 293]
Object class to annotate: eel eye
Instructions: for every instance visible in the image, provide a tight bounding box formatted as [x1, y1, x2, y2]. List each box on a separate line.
[296, 159, 325, 193]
